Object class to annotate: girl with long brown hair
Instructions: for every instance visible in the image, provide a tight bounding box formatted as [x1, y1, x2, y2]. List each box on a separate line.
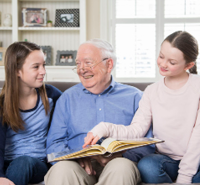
[0, 41, 62, 185]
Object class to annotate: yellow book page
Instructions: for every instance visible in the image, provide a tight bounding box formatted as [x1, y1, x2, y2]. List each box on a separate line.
[107, 142, 147, 153]
[106, 138, 163, 153]
[100, 138, 116, 150]
[53, 145, 106, 161]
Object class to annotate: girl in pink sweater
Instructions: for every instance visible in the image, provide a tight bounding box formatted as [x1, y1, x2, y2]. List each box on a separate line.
[83, 31, 200, 184]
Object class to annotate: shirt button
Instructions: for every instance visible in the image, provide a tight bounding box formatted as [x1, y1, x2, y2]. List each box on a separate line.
[99, 108, 101, 111]
[99, 95, 101, 97]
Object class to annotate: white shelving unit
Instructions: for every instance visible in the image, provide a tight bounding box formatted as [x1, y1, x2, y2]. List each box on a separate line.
[0, 0, 85, 82]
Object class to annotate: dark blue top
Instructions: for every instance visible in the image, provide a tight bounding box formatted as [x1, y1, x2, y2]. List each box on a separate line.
[0, 84, 62, 177]
[0, 122, 6, 177]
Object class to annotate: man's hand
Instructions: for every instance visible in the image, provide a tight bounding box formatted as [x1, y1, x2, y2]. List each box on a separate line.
[0, 177, 15, 185]
[83, 132, 99, 148]
[91, 151, 124, 167]
[76, 157, 96, 175]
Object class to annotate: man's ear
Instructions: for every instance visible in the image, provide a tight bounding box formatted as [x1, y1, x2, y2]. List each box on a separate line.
[106, 58, 114, 73]
[184, 62, 195, 71]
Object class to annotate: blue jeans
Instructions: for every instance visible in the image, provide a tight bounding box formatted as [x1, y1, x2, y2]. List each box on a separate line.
[4, 156, 49, 185]
[138, 154, 200, 183]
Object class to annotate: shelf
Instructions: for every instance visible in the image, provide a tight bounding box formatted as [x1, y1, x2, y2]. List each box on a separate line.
[0, 0, 86, 81]
[0, 27, 12, 30]
[19, 0, 79, 2]
[45, 66, 75, 69]
[0, 0, 11, 2]
[18, 27, 80, 31]
[0, 66, 75, 69]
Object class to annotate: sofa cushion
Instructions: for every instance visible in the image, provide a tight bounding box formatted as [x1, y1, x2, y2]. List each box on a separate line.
[45, 81, 152, 92]
[0, 81, 152, 92]
[28, 182, 44, 185]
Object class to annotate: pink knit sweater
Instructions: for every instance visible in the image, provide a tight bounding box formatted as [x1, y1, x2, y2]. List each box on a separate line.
[91, 74, 200, 184]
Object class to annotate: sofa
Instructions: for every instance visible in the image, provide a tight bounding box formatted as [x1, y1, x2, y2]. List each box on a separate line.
[0, 81, 153, 185]
[45, 81, 152, 92]
[0, 81, 151, 92]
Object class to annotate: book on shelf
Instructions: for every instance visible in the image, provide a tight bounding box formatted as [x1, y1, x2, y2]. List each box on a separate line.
[47, 137, 164, 162]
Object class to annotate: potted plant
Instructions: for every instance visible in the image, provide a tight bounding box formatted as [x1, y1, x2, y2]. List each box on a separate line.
[47, 20, 53, 27]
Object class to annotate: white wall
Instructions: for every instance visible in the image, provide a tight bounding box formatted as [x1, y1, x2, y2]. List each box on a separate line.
[86, 0, 100, 40]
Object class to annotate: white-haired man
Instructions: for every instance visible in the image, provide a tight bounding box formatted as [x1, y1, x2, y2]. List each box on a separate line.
[45, 39, 154, 185]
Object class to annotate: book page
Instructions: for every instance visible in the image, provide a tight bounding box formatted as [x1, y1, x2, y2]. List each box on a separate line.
[106, 137, 164, 153]
[100, 138, 116, 150]
[48, 144, 107, 162]
[107, 142, 150, 153]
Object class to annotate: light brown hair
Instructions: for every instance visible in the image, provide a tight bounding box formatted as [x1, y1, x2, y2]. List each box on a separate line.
[0, 42, 49, 132]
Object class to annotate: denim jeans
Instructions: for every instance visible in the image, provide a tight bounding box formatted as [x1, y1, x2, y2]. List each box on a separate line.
[138, 153, 200, 183]
[4, 156, 49, 185]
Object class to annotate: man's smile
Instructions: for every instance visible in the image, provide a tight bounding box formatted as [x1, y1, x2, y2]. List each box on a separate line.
[83, 75, 94, 79]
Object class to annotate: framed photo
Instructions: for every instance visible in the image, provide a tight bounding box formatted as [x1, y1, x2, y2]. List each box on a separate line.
[0, 47, 6, 66]
[55, 50, 77, 66]
[55, 9, 79, 27]
[40, 46, 52, 65]
[22, 8, 47, 27]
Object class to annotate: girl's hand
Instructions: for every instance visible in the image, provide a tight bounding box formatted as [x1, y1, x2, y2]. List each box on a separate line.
[83, 132, 99, 148]
[0, 177, 15, 185]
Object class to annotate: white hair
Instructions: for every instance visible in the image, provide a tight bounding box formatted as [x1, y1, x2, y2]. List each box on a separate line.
[80, 38, 117, 69]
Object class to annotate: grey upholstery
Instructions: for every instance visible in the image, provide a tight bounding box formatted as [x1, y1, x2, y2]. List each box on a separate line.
[0, 81, 191, 185]
[0, 80, 152, 185]
[0, 81, 152, 92]
[45, 81, 151, 92]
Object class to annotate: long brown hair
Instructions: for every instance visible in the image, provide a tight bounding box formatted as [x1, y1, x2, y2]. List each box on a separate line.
[0, 42, 49, 132]
[164, 31, 199, 74]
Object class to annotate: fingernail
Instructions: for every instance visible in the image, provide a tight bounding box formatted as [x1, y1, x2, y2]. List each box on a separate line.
[87, 170, 91, 175]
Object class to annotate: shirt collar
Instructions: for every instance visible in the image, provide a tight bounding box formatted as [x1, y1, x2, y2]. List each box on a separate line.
[82, 75, 116, 95]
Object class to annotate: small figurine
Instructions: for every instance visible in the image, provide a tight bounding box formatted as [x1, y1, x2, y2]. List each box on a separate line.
[3, 13, 12, 27]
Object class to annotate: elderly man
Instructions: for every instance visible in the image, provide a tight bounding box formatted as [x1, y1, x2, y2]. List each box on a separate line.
[45, 39, 154, 185]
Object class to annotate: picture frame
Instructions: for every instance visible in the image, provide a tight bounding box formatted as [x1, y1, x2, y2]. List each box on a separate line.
[0, 47, 6, 66]
[55, 50, 77, 66]
[22, 8, 47, 27]
[55, 9, 79, 27]
[40, 46, 52, 65]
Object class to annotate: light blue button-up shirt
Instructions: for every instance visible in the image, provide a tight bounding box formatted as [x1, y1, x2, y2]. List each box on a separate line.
[47, 78, 154, 162]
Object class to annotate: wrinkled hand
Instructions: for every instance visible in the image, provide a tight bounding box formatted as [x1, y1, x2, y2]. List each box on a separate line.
[77, 157, 96, 175]
[0, 177, 15, 185]
[83, 132, 99, 148]
[91, 151, 124, 167]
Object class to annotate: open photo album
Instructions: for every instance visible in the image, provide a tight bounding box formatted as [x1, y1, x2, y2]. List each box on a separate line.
[47, 137, 164, 163]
